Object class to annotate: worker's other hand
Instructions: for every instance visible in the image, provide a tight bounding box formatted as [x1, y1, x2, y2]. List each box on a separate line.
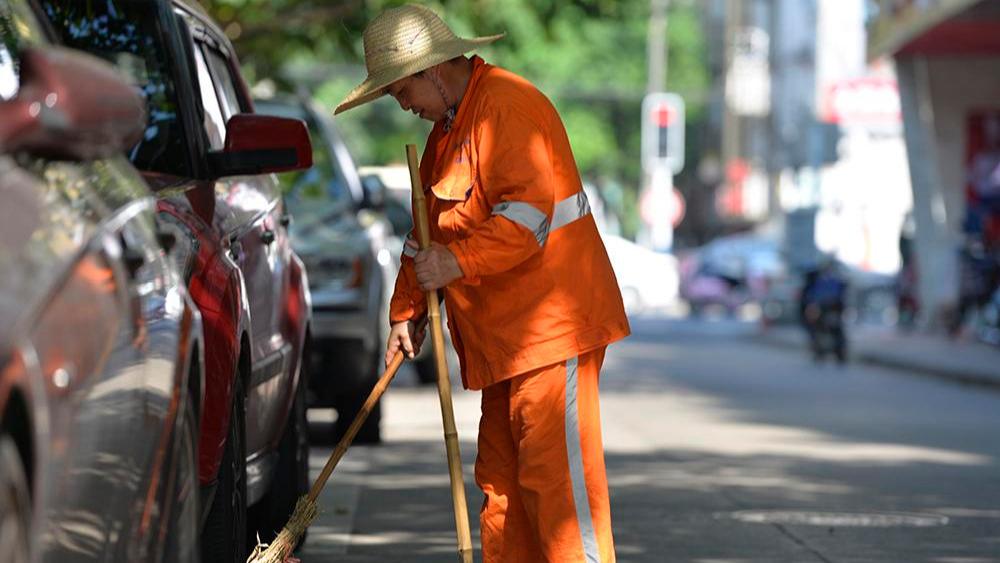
[414, 242, 463, 290]
[386, 320, 425, 366]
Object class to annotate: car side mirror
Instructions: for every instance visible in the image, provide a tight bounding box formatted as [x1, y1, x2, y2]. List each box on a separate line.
[208, 114, 313, 177]
[360, 173, 386, 210]
[0, 46, 146, 160]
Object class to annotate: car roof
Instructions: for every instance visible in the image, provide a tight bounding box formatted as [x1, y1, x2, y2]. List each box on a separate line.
[172, 0, 233, 50]
[173, 0, 220, 29]
[254, 96, 310, 119]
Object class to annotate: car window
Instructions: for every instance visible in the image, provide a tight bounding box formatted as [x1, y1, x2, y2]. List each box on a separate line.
[254, 101, 353, 223]
[0, 0, 48, 100]
[0, 9, 20, 101]
[282, 119, 352, 226]
[41, 1, 192, 177]
[192, 43, 225, 150]
[383, 197, 413, 236]
[204, 47, 242, 118]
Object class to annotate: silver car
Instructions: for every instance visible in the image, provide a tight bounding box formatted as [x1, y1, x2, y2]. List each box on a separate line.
[255, 95, 397, 443]
[0, 3, 204, 561]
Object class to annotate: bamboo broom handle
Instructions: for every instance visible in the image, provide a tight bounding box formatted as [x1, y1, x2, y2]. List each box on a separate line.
[406, 144, 474, 563]
[307, 346, 408, 502]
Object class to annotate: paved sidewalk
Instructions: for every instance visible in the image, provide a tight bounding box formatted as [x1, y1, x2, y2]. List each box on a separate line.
[756, 323, 1000, 388]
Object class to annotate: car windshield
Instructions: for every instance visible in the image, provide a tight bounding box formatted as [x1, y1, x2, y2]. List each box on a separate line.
[41, 0, 190, 178]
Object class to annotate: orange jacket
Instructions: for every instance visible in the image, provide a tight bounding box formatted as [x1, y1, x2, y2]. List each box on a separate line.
[390, 56, 629, 390]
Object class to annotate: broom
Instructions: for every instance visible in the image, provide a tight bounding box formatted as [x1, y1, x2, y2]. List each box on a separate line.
[246, 323, 426, 563]
[405, 143, 475, 563]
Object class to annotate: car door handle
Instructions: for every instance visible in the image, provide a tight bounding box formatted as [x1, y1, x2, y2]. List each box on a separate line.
[261, 229, 276, 245]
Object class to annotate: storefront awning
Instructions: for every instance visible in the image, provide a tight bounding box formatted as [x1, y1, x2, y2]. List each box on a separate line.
[867, 0, 987, 61]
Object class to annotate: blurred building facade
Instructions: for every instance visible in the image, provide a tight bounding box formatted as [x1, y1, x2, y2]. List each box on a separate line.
[868, 0, 1000, 328]
[705, 0, 914, 273]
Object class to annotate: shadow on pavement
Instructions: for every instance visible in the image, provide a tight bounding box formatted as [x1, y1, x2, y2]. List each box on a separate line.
[297, 432, 1000, 562]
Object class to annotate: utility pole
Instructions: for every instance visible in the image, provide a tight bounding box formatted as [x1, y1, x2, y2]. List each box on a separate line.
[647, 0, 669, 93]
[642, 0, 676, 251]
[767, 0, 782, 219]
[722, 0, 742, 189]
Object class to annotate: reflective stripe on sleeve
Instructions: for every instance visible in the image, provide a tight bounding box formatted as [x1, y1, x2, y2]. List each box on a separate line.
[551, 190, 591, 231]
[492, 201, 550, 246]
[491, 190, 591, 247]
[402, 233, 418, 258]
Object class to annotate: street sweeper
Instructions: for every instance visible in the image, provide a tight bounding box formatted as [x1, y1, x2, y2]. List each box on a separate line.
[333, 4, 632, 561]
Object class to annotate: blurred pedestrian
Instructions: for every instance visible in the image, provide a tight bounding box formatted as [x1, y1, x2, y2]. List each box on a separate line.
[800, 258, 848, 363]
[950, 232, 995, 338]
[335, 5, 629, 562]
[896, 224, 919, 331]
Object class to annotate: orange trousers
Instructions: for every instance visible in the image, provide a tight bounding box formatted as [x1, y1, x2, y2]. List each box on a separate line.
[475, 347, 615, 562]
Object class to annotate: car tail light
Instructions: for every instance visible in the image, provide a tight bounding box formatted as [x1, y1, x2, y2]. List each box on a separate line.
[303, 254, 365, 290]
[347, 257, 364, 289]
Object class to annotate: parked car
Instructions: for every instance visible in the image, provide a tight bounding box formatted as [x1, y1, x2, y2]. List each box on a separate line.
[602, 234, 679, 314]
[680, 234, 782, 316]
[357, 164, 458, 384]
[760, 273, 803, 325]
[42, 1, 313, 559]
[0, 3, 204, 561]
[255, 94, 397, 443]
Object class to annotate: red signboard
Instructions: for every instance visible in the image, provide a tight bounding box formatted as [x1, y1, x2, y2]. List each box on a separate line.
[819, 76, 901, 125]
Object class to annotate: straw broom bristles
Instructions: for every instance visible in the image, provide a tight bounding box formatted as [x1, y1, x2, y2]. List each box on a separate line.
[245, 347, 411, 563]
[246, 496, 318, 563]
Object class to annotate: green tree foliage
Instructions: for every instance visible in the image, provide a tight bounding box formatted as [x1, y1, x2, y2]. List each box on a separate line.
[202, 0, 707, 237]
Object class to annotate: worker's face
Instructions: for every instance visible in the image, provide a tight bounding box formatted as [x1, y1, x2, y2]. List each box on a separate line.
[386, 71, 447, 122]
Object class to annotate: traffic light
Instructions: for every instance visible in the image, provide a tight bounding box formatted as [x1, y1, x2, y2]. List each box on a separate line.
[654, 103, 673, 158]
[641, 92, 685, 174]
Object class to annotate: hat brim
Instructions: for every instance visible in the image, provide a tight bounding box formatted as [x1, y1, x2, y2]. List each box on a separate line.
[334, 34, 504, 115]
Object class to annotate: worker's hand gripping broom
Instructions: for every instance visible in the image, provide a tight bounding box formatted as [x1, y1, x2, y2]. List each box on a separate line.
[246, 325, 423, 563]
[407, 143, 474, 563]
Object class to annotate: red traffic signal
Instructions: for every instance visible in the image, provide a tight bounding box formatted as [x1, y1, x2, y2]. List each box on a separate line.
[641, 92, 685, 174]
[651, 103, 676, 127]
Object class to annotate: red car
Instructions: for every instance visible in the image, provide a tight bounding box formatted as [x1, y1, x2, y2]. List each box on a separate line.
[43, 1, 314, 560]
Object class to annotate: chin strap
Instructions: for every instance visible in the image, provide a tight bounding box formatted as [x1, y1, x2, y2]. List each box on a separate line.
[428, 70, 458, 132]
[442, 106, 457, 132]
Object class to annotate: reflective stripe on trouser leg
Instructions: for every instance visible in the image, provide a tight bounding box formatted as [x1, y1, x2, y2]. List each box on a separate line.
[565, 356, 601, 563]
[475, 348, 614, 562]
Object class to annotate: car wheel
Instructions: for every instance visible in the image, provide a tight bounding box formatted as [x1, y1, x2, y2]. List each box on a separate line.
[687, 302, 704, 318]
[253, 366, 310, 549]
[414, 353, 438, 385]
[0, 434, 31, 563]
[165, 396, 199, 563]
[334, 329, 382, 444]
[334, 384, 381, 445]
[201, 377, 247, 563]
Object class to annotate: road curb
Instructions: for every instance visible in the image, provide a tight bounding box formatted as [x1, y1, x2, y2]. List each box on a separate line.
[854, 351, 1000, 391]
[754, 329, 1000, 392]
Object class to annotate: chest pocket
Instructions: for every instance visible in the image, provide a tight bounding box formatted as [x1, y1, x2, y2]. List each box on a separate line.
[431, 161, 489, 240]
[430, 160, 475, 201]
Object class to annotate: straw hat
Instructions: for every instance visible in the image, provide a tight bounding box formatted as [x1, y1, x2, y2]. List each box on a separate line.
[334, 4, 503, 115]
